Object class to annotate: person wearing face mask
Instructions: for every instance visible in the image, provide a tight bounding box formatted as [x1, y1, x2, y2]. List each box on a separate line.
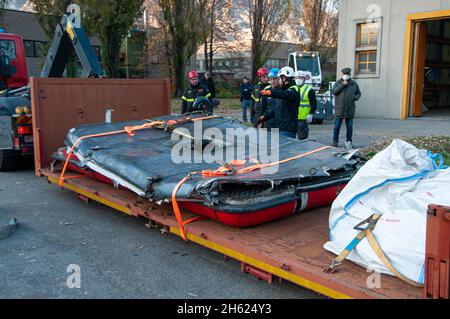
[181, 70, 213, 114]
[259, 66, 299, 138]
[295, 70, 317, 140]
[331, 67, 361, 149]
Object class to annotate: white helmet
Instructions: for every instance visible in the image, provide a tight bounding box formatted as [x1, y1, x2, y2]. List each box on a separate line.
[295, 70, 307, 78]
[278, 66, 295, 78]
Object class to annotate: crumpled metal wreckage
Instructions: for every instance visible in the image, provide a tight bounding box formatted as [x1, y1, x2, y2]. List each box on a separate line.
[52, 114, 363, 227]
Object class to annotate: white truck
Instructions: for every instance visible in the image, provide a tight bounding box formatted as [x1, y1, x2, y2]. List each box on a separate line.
[288, 51, 322, 89]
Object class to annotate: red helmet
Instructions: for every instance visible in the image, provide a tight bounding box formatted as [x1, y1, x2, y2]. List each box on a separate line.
[256, 68, 269, 77]
[188, 71, 199, 79]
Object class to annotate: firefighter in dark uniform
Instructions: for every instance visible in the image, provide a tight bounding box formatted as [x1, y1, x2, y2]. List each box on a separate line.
[255, 68, 280, 130]
[252, 67, 269, 124]
[259, 66, 299, 139]
[181, 71, 213, 114]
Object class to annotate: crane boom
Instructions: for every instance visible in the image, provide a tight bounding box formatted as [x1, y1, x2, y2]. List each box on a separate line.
[40, 4, 104, 78]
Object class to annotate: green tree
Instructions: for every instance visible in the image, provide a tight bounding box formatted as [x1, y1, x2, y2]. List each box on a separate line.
[81, 0, 144, 78]
[0, 1, 8, 28]
[30, 0, 74, 37]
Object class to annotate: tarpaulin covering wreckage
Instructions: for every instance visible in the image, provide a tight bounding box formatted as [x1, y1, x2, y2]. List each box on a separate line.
[52, 114, 362, 229]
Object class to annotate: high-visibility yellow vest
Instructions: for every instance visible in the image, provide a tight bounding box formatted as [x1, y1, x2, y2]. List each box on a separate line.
[297, 84, 312, 120]
[252, 82, 264, 103]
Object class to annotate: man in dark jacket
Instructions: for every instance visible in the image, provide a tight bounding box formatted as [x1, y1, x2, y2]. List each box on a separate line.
[252, 67, 269, 124]
[257, 68, 281, 130]
[200, 72, 216, 99]
[240, 76, 254, 122]
[331, 67, 361, 149]
[181, 71, 213, 114]
[259, 66, 299, 138]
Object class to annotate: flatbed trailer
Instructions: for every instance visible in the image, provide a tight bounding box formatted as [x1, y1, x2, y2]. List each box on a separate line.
[31, 78, 449, 299]
[42, 168, 424, 299]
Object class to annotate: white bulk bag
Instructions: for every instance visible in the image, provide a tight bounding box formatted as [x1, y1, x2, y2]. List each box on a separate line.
[324, 139, 450, 284]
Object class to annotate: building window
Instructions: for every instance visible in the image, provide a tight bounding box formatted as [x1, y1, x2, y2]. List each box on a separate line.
[23, 40, 47, 58]
[356, 50, 377, 74]
[264, 58, 284, 69]
[355, 21, 381, 76]
[24, 40, 35, 57]
[358, 23, 378, 47]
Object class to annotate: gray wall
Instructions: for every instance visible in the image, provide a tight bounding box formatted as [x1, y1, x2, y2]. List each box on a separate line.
[2, 9, 48, 77]
[337, 0, 450, 119]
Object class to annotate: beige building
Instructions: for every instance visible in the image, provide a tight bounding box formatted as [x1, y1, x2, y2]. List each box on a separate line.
[337, 0, 450, 119]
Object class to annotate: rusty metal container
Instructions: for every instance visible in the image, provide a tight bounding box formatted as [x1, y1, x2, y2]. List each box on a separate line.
[30, 77, 171, 175]
[425, 204, 450, 299]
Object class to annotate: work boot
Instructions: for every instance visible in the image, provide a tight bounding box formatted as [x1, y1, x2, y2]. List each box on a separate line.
[331, 141, 338, 147]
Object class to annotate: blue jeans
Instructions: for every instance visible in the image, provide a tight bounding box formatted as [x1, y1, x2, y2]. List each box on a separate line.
[242, 99, 253, 122]
[279, 130, 297, 138]
[333, 117, 353, 143]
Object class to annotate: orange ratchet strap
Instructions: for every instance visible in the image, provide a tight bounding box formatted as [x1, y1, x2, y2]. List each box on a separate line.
[171, 175, 207, 241]
[60, 129, 133, 188]
[123, 116, 217, 136]
[190, 115, 218, 122]
[124, 121, 165, 136]
[59, 121, 166, 188]
[201, 145, 332, 178]
[59, 116, 219, 188]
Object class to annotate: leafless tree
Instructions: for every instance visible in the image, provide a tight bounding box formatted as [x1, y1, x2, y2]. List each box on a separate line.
[138, 2, 173, 81]
[155, 0, 208, 97]
[247, 0, 291, 82]
[301, 0, 340, 60]
[201, 0, 240, 74]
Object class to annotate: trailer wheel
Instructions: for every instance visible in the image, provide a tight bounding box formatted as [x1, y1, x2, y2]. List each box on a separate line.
[0, 150, 18, 171]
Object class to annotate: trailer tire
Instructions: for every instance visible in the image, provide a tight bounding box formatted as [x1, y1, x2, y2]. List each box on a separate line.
[0, 150, 18, 171]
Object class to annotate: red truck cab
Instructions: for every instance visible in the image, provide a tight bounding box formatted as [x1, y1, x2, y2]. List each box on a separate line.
[0, 30, 28, 89]
[0, 30, 32, 171]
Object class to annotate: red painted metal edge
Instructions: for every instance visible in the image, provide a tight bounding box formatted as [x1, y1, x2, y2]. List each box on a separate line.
[425, 205, 450, 299]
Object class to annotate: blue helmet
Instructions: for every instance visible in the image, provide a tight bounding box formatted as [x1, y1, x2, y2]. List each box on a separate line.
[268, 68, 280, 78]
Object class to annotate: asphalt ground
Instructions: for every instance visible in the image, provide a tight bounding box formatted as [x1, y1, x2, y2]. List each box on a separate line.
[0, 168, 321, 299]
